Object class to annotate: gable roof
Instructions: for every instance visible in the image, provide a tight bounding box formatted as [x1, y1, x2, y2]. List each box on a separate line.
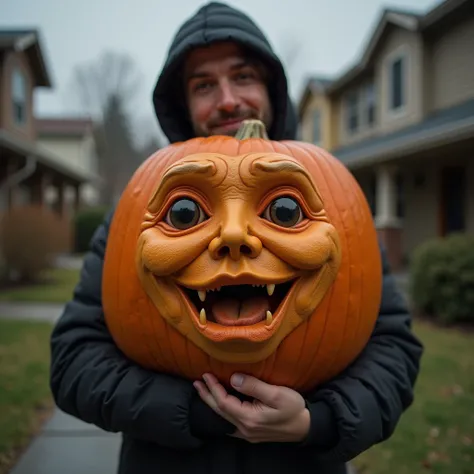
[298, 76, 333, 118]
[0, 29, 52, 87]
[324, 8, 421, 94]
[320, 0, 471, 95]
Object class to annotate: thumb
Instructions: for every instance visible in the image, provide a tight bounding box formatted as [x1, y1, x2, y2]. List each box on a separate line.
[231, 373, 280, 408]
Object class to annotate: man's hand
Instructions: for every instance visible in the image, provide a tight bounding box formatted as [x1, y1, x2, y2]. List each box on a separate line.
[193, 373, 310, 444]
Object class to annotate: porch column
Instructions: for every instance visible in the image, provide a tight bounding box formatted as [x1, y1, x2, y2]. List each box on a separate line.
[72, 183, 82, 213]
[31, 170, 50, 207]
[54, 180, 68, 219]
[374, 164, 403, 271]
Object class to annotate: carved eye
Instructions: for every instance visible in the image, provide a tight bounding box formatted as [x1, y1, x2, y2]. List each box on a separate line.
[165, 198, 207, 230]
[263, 196, 304, 228]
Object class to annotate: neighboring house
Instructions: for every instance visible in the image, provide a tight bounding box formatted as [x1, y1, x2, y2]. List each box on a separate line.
[298, 0, 474, 270]
[36, 117, 101, 207]
[0, 29, 96, 220]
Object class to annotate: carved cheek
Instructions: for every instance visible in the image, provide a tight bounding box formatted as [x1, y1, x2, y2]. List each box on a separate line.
[253, 220, 339, 271]
[138, 224, 219, 276]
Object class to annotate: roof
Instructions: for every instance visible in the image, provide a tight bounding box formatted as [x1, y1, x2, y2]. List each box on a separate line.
[309, 0, 472, 96]
[0, 29, 52, 87]
[325, 8, 421, 94]
[0, 129, 96, 183]
[332, 98, 474, 168]
[36, 118, 94, 137]
[298, 76, 333, 117]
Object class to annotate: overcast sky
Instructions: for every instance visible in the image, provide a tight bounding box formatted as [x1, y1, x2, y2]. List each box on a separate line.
[2, 0, 442, 142]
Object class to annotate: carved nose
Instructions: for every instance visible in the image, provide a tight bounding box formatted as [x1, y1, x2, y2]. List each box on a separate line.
[209, 225, 262, 261]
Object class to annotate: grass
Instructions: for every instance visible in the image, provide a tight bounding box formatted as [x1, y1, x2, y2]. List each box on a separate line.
[354, 319, 474, 474]
[0, 267, 80, 304]
[0, 319, 54, 474]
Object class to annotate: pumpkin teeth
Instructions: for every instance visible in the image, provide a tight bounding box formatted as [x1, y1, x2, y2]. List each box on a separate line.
[266, 310, 273, 325]
[198, 290, 206, 302]
[199, 308, 207, 325]
[267, 284, 275, 296]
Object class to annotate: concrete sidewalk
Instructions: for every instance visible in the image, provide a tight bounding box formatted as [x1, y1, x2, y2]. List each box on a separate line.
[10, 409, 121, 474]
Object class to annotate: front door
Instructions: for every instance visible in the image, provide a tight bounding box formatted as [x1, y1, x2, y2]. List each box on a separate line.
[439, 166, 466, 236]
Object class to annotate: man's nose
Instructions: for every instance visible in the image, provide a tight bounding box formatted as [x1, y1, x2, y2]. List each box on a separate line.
[208, 202, 262, 261]
[217, 80, 239, 112]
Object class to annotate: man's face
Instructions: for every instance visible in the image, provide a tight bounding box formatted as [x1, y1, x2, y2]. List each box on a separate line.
[183, 42, 273, 137]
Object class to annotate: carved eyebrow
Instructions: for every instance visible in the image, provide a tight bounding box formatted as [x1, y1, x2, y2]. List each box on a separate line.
[251, 159, 325, 208]
[253, 159, 308, 176]
[146, 161, 215, 212]
[161, 161, 214, 183]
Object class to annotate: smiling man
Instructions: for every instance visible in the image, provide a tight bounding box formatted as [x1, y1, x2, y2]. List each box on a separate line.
[50, 2, 423, 474]
[183, 42, 274, 136]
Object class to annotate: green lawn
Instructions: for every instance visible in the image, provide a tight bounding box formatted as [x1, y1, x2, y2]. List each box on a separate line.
[0, 319, 54, 474]
[0, 267, 81, 304]
[354, 319, 474, 474]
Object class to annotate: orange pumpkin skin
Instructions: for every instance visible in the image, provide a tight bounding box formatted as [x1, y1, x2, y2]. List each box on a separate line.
[102, 135, 382, 393]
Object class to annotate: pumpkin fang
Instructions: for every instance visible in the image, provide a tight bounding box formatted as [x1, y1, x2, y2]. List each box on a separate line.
[181, 281, 294, 326]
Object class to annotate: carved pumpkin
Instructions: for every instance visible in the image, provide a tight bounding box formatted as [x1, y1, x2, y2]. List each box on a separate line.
[102, 120, 382, 392]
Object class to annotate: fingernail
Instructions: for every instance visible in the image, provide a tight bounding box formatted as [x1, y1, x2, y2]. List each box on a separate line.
[231, 373, 244, 387]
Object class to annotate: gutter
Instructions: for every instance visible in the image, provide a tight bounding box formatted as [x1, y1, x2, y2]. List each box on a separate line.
[0, 155, 37, 203]
[336, 116, 474, 170]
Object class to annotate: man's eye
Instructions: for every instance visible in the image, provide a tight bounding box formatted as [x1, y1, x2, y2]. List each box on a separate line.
[193, 82, 213, 94]
[236, 72, 255, 82]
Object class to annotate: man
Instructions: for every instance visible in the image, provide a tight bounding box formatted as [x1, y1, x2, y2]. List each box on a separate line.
[50, 2, 423, 474]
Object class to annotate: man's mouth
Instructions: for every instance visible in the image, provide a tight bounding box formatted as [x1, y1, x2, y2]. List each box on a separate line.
[180, 280, 295, 327]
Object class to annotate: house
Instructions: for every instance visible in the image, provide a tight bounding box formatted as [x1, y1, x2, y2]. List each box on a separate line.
[298, 0, 474, 270]
[36, 117, 101, 208]
[0, 29, 96, 219]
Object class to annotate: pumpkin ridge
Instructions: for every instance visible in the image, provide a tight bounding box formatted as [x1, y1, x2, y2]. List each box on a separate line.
[164, 144, 207, 375]
[311, 147, 357, 382]
[143, 148, 186, 371]
[324, 150, 378, 368]
[141, 147, 187, 372]
[320, 150, 361, 375]
[277, 144, 337, 389]
[131, 154, 172, 369]
[113, 156, 157, 357]
[293, 143, 351, 385]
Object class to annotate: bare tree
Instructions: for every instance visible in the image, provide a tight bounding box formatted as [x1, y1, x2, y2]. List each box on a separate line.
[69, 50, 142, 122]
[68, 51, 158, 206]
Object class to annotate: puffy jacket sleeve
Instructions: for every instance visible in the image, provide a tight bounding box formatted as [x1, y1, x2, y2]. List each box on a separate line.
[50, 211, 234, 449]
[300, 245, 424, 461]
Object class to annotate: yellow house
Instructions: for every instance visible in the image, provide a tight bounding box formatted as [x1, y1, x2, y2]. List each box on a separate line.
[298, 0, 474, 270]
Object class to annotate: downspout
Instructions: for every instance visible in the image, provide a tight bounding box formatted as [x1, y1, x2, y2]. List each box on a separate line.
[1, 155, 38, 208]
[0, 156, 38, 280]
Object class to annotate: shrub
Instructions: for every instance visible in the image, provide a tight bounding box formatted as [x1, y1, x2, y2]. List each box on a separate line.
[409, 233, 474, 325]
[74, 206, 108, 253]
[0, 205, 70, 282]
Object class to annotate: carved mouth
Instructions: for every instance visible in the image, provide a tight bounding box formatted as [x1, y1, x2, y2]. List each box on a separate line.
[180, 280, 296, 327]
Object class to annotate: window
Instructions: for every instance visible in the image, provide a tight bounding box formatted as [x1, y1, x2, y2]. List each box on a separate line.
[365, 83, 376, 126]
[389, 56, 405, 111]
[345, 91, 359, 134]
[312, 109, 321, 145]
[12, 67, 27, 125]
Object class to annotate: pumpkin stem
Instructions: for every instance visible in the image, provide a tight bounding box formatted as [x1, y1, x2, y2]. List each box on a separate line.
[235, 119, 269, 140]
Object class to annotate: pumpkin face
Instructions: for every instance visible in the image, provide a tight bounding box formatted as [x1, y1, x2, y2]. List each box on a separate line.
[103, 122, 382, 392]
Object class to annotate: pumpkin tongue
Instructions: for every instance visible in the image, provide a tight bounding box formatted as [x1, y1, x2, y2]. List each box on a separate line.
[212, 296, 270, 326]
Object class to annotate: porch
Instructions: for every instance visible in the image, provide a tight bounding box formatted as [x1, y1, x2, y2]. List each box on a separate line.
[333, 99, 474, 271]
[0, 129, 94, 250]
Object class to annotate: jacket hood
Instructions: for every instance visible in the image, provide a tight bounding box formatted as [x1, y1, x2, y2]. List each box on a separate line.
[152, 1, 297, 143]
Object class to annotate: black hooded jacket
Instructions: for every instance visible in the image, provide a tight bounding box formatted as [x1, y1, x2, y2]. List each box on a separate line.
[49, 3, 423, 474]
